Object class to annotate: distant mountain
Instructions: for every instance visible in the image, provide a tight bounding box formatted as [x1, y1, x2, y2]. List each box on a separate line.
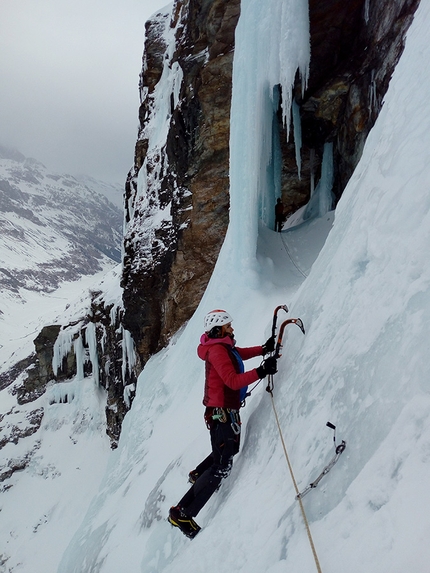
[0, 145, 123, 300]
[75, 174, 124, 211]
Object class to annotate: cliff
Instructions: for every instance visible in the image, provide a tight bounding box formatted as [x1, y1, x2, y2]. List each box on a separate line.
[0, 0, 421, 452]
[122, 0, 420, 370]
[122, 0, 241, 365]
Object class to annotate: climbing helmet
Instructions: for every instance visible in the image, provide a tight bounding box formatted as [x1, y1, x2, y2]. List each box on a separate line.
[203, 309, 233, 332]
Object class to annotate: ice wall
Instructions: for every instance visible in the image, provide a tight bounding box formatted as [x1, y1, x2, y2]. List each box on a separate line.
[277, 1, 430, 566]
[227, 0, 310, 272]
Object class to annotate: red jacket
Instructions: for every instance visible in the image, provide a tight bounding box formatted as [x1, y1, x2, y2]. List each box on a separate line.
[197, 333, 263, 409]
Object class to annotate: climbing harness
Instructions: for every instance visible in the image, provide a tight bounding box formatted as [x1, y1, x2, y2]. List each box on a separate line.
[296, 422, 346, 499]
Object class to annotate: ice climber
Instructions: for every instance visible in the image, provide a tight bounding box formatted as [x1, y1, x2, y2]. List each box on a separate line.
[275, 197, 284, 232]
[168, 309, 278, 538]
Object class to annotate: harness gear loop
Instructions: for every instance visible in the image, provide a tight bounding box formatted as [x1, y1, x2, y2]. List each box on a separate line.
[211, 408, 241, 435]
[212, 407, 228, 423]
[229, 410, 241, 435]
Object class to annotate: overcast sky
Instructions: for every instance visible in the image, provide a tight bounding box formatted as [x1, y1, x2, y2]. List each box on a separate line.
[0, 0, 169, 185]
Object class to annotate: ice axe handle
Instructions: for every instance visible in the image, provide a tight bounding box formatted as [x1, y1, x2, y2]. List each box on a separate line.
[271, 304, 289, 337]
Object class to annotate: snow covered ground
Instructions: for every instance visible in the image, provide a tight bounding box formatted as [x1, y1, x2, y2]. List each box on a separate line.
[2, 0, 430, 572]
[0, 266, 119, 573]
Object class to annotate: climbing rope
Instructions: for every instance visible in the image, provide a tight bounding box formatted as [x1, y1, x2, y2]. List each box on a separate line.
[264, 311, 345, 571]
[266, 379, 323, 573]
[279, 231, 308, 279]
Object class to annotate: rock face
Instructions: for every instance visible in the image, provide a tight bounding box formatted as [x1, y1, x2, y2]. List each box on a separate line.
[122, 0, 240, 364]
[122, 0, 420, 368]
[295, 0, 421, 208]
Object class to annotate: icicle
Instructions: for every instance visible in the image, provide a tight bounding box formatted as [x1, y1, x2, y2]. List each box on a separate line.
[368, 69, 377, 115]
[292, 100, 302, 180]
[279, 0, 310, 132]
[52, 328, 75, 376]
[171, 61, 183, 109]
[123, 384, 136, 409]
[48, 381, 76, 405]
[122, 328, 136, 383]
[85, 322, 100, 386]
[318, 141, 334, 215]
[303, 142, 334, 221]
[74, 334, 85, 382]
[310, 148, 316, 196]
[100, 326, 106, 354]
[364, 0, 370, 24]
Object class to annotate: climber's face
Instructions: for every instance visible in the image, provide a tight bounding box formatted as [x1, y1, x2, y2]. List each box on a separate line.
[222, 323, 234, 339]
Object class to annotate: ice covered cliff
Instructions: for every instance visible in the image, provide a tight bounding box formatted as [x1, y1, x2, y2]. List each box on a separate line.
[122, 0, 419, 373]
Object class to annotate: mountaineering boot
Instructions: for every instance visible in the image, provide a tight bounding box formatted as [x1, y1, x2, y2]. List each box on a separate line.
[168, 506, 201, 539]
[188, 470, 199, 484]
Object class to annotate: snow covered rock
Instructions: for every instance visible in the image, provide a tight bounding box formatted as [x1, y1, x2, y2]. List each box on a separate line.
[0, 144, 122, 300]
[122, 0, 240, 364]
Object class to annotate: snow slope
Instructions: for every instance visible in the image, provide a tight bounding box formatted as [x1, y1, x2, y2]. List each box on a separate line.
[2, 1, 430, 573]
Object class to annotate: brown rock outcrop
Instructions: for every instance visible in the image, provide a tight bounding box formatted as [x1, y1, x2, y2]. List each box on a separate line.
[122, 0, 240, 363]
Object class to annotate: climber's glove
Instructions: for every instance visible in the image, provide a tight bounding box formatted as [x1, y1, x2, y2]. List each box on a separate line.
[261, 335, 276, 355]
[256, 356, 278, 379]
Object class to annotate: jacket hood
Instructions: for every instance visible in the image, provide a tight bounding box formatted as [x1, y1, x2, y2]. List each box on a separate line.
[197, 333, 235, 360]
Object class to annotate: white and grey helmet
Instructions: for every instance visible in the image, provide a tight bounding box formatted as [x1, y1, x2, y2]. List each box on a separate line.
[203, 309, 233, 332]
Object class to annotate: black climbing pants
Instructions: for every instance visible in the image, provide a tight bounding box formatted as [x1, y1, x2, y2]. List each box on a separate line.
[178, 415, 241, 517]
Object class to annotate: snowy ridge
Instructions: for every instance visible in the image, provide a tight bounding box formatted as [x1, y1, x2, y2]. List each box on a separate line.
[0, 145, 122, 301]
[0, 146, 124, 376]
[125, 4, 186, 272]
